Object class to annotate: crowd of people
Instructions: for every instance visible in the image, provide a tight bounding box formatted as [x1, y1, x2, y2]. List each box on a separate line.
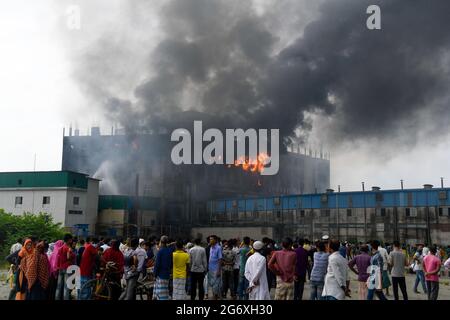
[4, 233, 450, 300]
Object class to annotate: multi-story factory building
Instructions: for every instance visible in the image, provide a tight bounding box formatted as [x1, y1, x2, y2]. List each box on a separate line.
[62, 127, 330, 238]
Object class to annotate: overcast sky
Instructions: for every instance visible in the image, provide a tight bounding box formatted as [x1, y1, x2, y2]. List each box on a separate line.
[0, 0, 449, 192]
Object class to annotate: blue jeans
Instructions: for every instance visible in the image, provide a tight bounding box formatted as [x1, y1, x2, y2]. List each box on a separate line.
[367, 288, 387, 300]
[413, 270, 427, 293]
[309, 280, 324, 300]
[321, 295, 337, 300]
[55, 270, 71, 300]
[237, 275, 249, 300]
[78, 275, 92, 300]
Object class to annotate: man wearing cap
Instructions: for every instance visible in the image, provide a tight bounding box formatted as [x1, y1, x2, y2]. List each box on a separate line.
[245, 241, 270, 300]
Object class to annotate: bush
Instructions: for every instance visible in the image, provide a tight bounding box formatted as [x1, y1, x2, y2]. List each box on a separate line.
[0, 209, 65, 260]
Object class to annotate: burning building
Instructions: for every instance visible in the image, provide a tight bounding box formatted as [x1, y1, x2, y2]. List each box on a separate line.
[61, 123, 330, 238]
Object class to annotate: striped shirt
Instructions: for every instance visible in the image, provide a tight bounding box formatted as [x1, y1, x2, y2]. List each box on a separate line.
[311, 251, 329, 282]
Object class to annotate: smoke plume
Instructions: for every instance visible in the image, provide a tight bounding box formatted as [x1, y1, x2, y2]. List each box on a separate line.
[61, 0, 450, 149]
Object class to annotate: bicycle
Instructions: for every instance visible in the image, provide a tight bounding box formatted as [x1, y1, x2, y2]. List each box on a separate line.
[135, 266, 155, 300]
[80, 261, 122, 300]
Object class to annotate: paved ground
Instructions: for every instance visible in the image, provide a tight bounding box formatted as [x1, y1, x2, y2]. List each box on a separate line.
[1, 269, 449, 300]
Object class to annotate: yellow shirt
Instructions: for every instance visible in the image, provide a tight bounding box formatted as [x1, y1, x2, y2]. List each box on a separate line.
[173, 250, 190, 279]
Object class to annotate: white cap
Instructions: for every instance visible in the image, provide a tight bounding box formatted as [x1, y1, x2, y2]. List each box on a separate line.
[139, 238, 145, 244]
[252, 241, 264, 250]
[322, 235, 329, 240]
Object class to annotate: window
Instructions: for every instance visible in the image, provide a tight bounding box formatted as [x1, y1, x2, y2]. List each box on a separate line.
[15, 196, 23, 206]
[300, 210, 305, 218]
[42, 196, 50, 205]
[380, 208, 386, 217]
[405, 208, 410, 217]
[321, 209, 330, 217]
[439, 207, 443, 216]
[347, 209, 352, 217]
[276, 210, 281, 219]
[17, 179, 22, 185]
[73, 196, 80, 206]
[448, 208, 450, 216]
[68, 210, 82, 215]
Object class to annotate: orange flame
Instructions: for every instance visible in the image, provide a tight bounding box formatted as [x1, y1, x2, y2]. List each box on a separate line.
[233, 152, 269, 174]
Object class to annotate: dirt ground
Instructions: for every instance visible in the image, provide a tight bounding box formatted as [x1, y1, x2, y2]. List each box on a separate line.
[1, 269, 449, 300]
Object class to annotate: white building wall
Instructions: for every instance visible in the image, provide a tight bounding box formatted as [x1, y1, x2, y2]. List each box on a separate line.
[0, 188, 69, 225]
[0, 183, 99, 235]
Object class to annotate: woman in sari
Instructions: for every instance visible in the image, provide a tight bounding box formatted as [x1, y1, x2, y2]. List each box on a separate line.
[15, 239, 34, 300]
[24, 241, 50, 300]
[47, 240, 64, 300]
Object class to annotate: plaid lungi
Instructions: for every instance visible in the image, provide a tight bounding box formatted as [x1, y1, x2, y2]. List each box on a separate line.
[153, 277, 170, 300]
[208, 271, 222, 296]
[172, 278, 187, 300]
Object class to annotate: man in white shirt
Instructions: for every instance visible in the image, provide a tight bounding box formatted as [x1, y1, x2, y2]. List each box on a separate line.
[245, 241, 270, 300]
[322, 239, 348, 300]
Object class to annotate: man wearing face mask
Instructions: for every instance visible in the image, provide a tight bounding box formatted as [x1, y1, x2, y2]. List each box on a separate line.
[412, 245, 427, 294]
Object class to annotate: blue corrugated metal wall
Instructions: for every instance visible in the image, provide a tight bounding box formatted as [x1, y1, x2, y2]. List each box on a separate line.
[209, 188, 450, 213]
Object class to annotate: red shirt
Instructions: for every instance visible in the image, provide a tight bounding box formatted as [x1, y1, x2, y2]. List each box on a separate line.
[58, 244, 76, 271]
[423, 254, 441, 282]
[269, 250, 297, 283]
[80, 243, 98, 277]
[102, 249, 125, 276]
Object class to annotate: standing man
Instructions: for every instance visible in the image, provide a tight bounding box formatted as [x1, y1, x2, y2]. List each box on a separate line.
[221, 240, 237, 299]
[79, 237, 98, 300]
[378, 243, 391, 296]
[172, 240, 190, 300]
[237, 237, 251, 300]
[55, 234, 76, 300]
[412, 245, 427, 294]
[231, 239, 240, 298]
[423, 246, 441, 300]
[309, 241, 329, 300]
[101, 239, 124, 300]
[268, 237, 297, 300]
[348, 244, 371, 300]
[294, 239, 308, 300]
[388, 241, 408, 300]
[120, 238, 141, 300]
[244, 241, 270, 300]
[321, 239, 348, 300]
[367, 240, 388, 300]
[153, 235, 174, 300]
[208, 235, 223, 300]
[189, 238, 207, 300]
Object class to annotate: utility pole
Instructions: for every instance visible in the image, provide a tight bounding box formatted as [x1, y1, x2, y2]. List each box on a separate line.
[401, 179, 404, 190]
[441, 177, 444, 188]
[362, 182, 367, 241]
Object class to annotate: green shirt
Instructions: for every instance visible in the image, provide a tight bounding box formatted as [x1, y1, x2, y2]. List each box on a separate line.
[239, 246, 251, 276]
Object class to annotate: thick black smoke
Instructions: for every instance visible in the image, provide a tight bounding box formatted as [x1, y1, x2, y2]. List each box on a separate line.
[68, 0, 450, 147]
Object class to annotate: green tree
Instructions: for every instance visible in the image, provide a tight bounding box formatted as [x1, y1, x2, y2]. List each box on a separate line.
[0, 209, 65, 260]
